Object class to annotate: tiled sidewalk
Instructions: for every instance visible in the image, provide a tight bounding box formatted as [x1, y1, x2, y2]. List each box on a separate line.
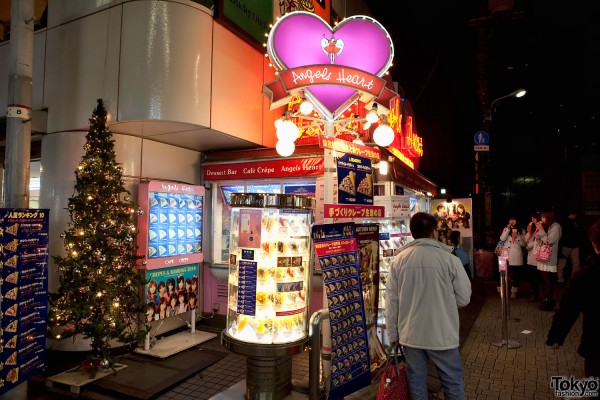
[458, 287, 584, 400]
[29, 280, 587, 399]
[161, 282, 586, 400]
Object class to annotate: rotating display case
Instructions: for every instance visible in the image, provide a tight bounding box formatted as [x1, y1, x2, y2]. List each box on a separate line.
[223, 193, 315, 346]
[221, 193, 315, 400]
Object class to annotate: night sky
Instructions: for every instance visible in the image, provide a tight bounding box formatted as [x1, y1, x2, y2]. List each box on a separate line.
[365, 0, 600, 223]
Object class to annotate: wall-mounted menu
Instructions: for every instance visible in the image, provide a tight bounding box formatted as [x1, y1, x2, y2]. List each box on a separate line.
[312, 222, 371, 399]
[137, 181, 205, 270]
[0, 209, 49, 396]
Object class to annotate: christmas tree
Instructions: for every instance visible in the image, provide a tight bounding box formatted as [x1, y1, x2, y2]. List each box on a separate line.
[48, 99, 148, 369]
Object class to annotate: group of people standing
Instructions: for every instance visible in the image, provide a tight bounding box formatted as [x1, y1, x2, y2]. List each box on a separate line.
[497, 210, 580, 311]
[385, 210, 599, 399]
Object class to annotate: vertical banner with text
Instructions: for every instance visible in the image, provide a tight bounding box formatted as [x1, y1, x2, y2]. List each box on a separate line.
[0, 209, 49, 395]
[312, 222, 371, 398]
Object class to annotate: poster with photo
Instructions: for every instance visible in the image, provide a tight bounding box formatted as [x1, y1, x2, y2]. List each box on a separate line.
[336, 154, 373, 205]
[144, 263, 199, 321]
[0, 209, 49, 396]
[311, 222, 371, 399]
[430, 198, 474, 278]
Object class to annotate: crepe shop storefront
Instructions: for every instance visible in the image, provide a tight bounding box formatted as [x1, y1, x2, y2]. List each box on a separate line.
[201, 153, 324, 314]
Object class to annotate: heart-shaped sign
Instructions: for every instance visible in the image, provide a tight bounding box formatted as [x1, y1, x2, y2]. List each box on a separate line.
[268, 12, 394, 120]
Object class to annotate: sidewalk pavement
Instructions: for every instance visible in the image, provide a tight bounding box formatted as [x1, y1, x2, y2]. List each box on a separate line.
[458, 282, 584, 400]
[157, 280, 585, 400]
[30, 279, 586, 399]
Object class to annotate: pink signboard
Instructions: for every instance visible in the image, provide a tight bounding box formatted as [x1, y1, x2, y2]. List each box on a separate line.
[265, 11, 396, 120]
[137, 181, 205, 270]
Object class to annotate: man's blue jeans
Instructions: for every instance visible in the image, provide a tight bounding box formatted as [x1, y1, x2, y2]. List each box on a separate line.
[403, 345, 465, 400]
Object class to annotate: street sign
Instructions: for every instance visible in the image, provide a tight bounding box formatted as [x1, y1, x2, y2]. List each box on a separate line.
[474, 145, 490, 151]
[474, 131, 489, 145]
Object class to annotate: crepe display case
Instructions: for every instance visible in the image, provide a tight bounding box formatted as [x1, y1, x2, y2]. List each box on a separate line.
[221, 193, 315, 400]
[366, 196, 414, 346]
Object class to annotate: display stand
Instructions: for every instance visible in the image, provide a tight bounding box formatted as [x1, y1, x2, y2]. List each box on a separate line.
[46, 364, 127, 394]
[221, 334, 306, 400]
[136, 330, 217, 359]
[492, 270, 521, 349]
[136, 310, 217, 358]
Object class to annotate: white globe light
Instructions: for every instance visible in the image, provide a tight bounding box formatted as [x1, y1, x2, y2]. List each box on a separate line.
[299, 100, 313, 115]
[365, 109, 379, 124]
[276, 140, 295, 157]
[274, 117, 283, 128]
[373, 123, 395, 147]
[276, 120, 299, 142]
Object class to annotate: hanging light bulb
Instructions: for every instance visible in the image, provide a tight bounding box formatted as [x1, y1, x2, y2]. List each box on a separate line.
[274, 116, 284, 129]
[276, 140, 295, 157]
[379, 160, 389, 175]
[373, 115, 395, 147]
[276, 117, 299, 143]
[299, 93, 313, 115]
[366, 103, 379, 124]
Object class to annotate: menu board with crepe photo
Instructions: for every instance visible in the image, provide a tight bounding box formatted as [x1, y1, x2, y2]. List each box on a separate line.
[137, 181, 205, 270]
[0, 208, 49, 396]
[337, 154, 373, 205]
[312, 222, 372, 399]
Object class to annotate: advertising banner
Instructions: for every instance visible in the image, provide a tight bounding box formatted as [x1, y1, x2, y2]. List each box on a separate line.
[215, 0, 273, 48]
[137, 181, 205, 270]
[430, 198, 474, 278]
[337, 154, 373, 205]
[312, 222, 371, 398]
[355, 224, 380, 326]
[144, 263, 199, 321]
[203, 158, 324, 181]
[0, 209, 49, 395]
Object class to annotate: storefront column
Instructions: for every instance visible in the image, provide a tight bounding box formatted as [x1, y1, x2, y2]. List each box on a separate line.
[321, 121, 335, 391]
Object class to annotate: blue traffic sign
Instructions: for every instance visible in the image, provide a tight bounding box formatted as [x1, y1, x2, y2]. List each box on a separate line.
[474, 131, 489, 145]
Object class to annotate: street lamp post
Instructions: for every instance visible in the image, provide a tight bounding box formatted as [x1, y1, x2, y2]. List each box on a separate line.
[476, 88, 526, 247]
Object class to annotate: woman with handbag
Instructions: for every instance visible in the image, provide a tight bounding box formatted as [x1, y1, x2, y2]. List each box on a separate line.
[523, 212, 542, 302]
[535, 210, 562, 311]
[499, 217, 525, 298]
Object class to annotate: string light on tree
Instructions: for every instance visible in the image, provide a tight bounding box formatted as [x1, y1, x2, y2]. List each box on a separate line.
[47, 99, 149, 372]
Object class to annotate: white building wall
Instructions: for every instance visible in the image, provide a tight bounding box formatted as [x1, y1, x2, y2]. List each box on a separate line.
[118, 1, 212, 125]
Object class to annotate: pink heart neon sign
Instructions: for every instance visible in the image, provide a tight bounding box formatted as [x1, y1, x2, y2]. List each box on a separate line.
[267, 12, 395, 120]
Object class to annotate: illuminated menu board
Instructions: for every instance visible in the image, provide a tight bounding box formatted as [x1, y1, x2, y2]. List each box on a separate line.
[0, 208, 49, 395]
[137, 181, 205, 270]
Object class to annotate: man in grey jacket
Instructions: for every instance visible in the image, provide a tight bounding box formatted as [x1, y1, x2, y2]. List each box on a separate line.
[385, 212, 472, 400]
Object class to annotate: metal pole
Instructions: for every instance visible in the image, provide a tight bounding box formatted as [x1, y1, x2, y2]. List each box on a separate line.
[4, 0, 34, 209]
[191, 309, 196, 333]
[308, 309, 330, 400]
[492, 271, 520, 349]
